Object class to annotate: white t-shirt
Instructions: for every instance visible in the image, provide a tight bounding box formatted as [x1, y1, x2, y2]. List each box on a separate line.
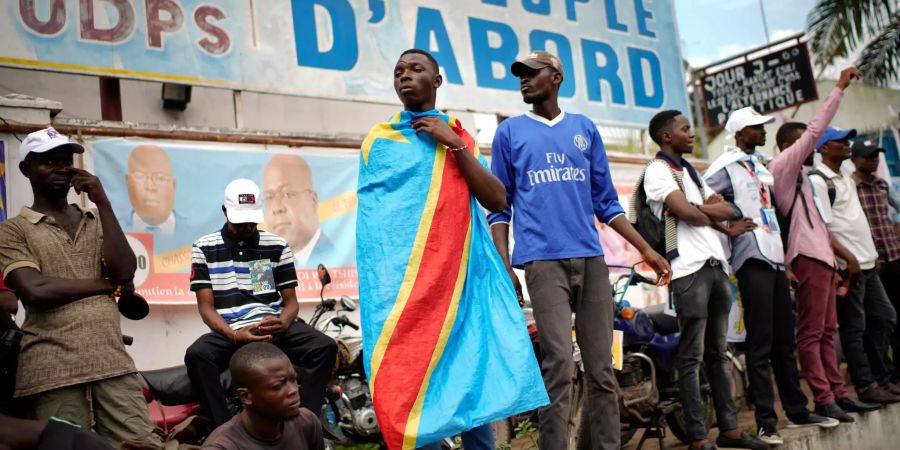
[643, 160, 729, 279]
[810, 164, 878, 270]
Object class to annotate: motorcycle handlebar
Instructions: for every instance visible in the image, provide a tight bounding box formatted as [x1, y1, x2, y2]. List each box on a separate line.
[333, 315, 360, 331]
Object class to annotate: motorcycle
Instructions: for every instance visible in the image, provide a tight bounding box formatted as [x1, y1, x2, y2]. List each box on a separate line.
[311, 265, 384, 448]
[608, 263, 714, 450]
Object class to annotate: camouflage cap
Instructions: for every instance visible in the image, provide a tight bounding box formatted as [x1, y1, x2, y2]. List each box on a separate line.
[511, 51, 564, 78]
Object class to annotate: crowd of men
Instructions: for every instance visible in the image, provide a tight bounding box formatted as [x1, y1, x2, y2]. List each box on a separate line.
[0, 48, 898, 450]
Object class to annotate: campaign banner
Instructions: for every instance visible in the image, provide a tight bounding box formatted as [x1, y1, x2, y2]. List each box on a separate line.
[2, 0, 689, 128]
[91, 139, 359, 303]
[700, 41, 818, 129]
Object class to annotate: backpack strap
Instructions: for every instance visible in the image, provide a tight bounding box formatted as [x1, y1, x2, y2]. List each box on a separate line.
[630, 158, 681, 260]
[808, 169, 837, 207]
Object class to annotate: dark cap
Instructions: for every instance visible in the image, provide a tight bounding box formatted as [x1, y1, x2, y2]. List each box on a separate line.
[851, 139, 885, 158]
[511, 51, 564, 78]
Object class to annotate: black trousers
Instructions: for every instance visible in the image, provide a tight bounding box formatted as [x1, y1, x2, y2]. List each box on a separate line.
[184, 321, 337, 428]
[879, 258, 900, 382]
[736, 260, 809, 430]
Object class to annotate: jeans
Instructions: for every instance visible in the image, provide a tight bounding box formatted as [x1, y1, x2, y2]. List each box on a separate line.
[671, 261, 738, 441]
[879, 258, 900, 381]
[184, 321, 337, 428]
[735, 260, 810, 430]
[837, 268, 897, 389]
[793, 256, 848, 405]
[525, 257, 618, 450]
[416, 423, 494, 450]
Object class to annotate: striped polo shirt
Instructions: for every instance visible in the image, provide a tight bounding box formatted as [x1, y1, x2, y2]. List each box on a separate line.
[190, 226, 298, 329]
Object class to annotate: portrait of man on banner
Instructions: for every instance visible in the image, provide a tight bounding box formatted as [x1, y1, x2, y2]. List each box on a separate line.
[92, 139, 360, 303]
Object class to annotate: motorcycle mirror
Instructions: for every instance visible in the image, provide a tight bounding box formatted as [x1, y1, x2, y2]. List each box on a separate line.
[340, 296, 357, 311]
[317, 264, 332, 287]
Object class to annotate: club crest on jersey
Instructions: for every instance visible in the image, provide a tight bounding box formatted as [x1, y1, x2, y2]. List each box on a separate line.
[573, 134, 588, 151]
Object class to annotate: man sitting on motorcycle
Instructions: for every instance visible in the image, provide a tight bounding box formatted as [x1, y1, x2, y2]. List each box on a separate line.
[186, 179, 337, 429]
[201, 343, 324, 450]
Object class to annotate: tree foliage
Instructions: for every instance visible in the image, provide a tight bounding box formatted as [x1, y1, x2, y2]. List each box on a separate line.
[807, 0, 899, 85]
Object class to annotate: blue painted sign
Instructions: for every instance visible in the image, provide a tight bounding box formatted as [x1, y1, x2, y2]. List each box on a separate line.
[2, 0, 690, 128]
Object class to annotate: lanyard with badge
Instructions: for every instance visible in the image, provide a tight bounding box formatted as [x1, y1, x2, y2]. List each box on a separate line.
[739, 160, 779, 233]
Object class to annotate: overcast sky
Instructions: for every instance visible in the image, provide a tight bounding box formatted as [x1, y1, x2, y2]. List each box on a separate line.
[675, 0, 817, 68]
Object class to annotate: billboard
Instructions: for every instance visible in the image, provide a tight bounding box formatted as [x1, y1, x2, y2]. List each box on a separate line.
[2, 0, 690, 128]
[91, 139, 359, 303]
[699, 41, 818, 129]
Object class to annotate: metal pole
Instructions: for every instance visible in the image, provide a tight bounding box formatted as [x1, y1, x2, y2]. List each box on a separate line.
[759, 0, 771, 44]
[691, 71, 709, 159]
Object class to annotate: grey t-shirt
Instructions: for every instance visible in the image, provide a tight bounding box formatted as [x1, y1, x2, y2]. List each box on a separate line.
[202, 408, 323, 450]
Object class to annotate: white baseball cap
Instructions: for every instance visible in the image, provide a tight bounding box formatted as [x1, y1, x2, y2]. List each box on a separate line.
[21, 127, 85, 159]
[724, 107, 775, 135]
[223, 179, 264, 224]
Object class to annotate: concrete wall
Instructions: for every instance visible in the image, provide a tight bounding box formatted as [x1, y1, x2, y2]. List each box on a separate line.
[0, 67, 482, 141]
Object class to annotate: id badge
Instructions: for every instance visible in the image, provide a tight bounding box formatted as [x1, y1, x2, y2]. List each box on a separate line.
[248, 259, 276, 295]
[761, 208, 779, 233]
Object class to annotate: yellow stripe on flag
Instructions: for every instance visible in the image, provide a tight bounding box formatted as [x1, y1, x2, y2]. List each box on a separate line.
[401, 223, 471, 450]
[361, 113, 407, 165]
[369, 146, 446, 384]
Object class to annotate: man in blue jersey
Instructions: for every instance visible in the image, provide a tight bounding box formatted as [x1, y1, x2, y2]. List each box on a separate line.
[489, 51, 671, 450]
[186, 178, 337, 429]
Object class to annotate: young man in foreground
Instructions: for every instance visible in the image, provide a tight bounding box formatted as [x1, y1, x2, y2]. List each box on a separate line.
[357, 49, 546, 450]
[489, 51, 670, 450]
[644, 110, 765, 450]
[202, 342, 323, 450]
[770, 67, 878, 421]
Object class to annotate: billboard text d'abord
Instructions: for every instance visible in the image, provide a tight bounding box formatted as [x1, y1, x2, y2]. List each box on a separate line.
[3, 0, 690, 128]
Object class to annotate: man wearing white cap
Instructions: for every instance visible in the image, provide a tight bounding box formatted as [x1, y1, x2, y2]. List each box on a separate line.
[186, 178, 337, 429]
[0, 128, 162, 448]
[705, 110, 838, 444]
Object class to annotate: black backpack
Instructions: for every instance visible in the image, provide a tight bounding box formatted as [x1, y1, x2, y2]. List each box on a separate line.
[632, 177, 666, 257]
[774, 172, 818, 248]
[629, 154, 703, 259]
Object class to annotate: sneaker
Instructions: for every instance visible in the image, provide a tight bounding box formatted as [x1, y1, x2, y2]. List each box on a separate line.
[858, 384, 900, 404]
[815, 403, 855, 423]
[716, 431, 768, 450]
[757, 428, 784, 445]
[836, 396, 882, 412]
[786, 412, 840, 429]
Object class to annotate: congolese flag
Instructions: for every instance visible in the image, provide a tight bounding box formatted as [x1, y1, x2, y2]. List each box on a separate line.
[357, 110, 548, 449]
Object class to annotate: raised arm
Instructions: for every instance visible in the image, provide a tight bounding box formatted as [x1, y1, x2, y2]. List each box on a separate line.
[70, 169, 137, 285]
[770, 68, 857, 209]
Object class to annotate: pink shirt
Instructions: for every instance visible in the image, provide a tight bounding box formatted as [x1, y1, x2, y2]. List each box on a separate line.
[769, 87, 844, 267]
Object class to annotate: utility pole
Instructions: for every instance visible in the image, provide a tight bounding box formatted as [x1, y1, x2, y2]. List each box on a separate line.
[759, 0, 771, 43]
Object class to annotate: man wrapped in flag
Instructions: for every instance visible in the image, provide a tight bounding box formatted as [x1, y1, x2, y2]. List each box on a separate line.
[357, 49, 548, 450]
